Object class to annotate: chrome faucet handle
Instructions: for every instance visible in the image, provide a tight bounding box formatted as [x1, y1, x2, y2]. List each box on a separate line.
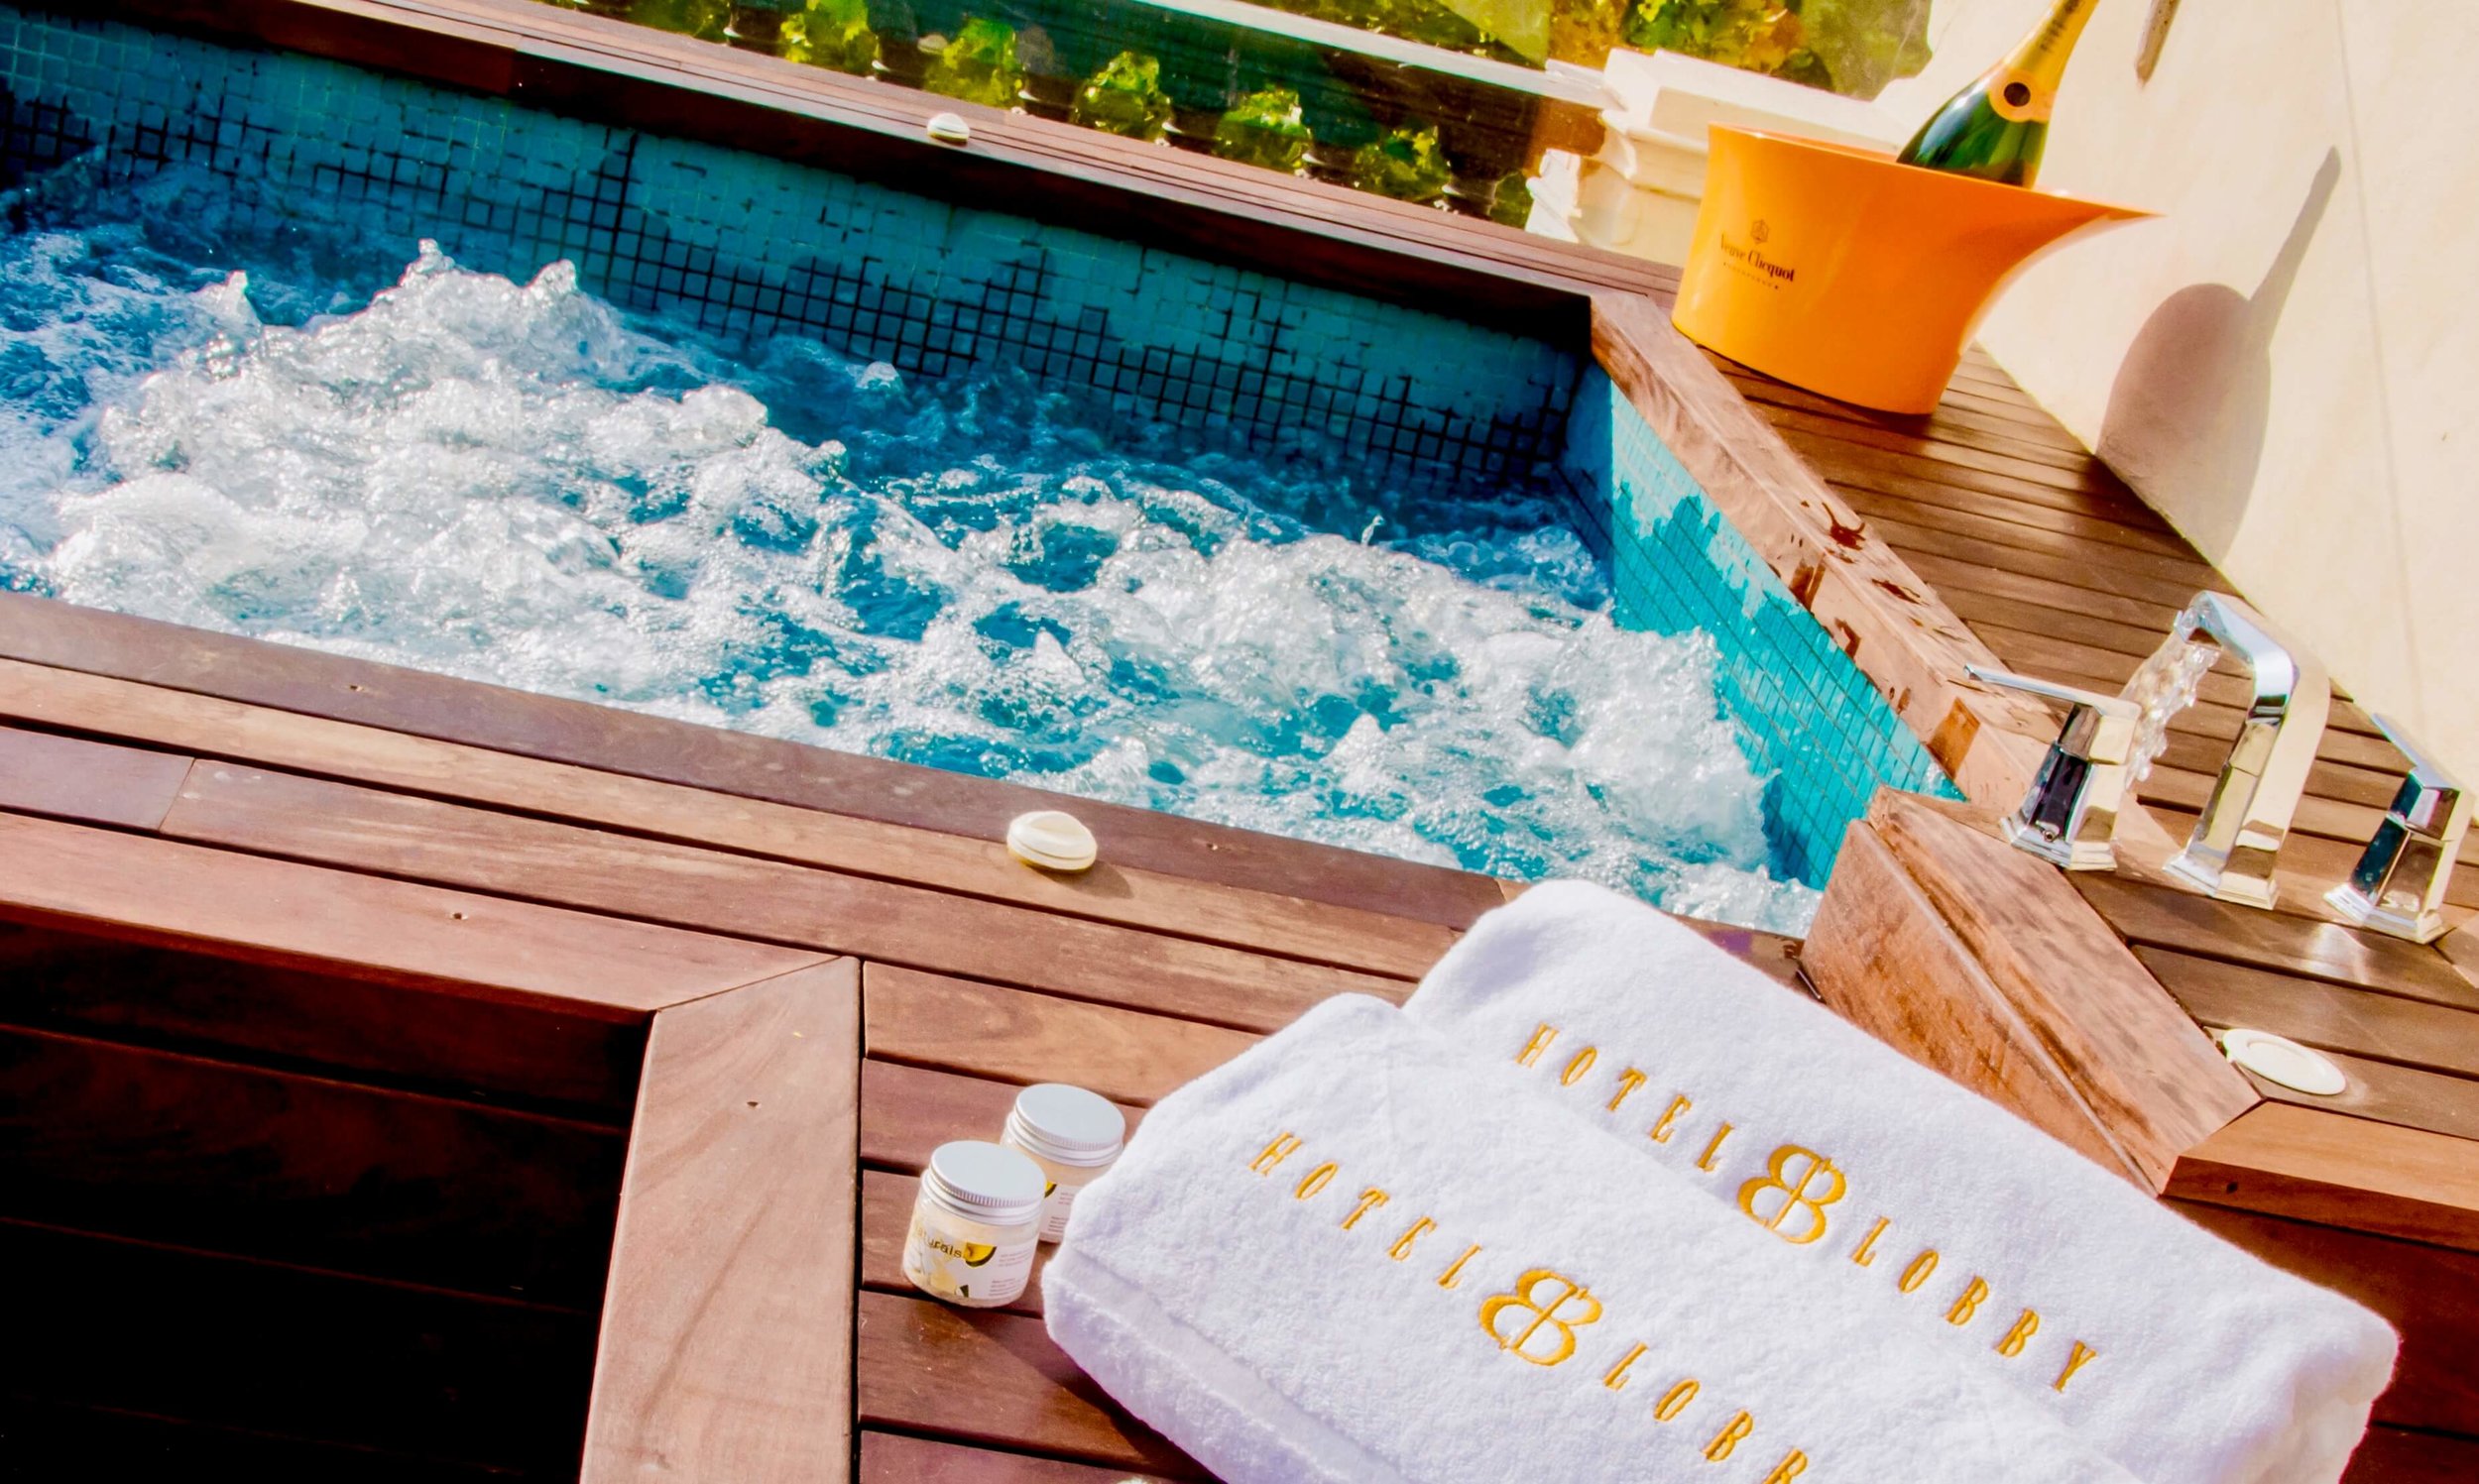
[1967, 663, 2142, 870]
[2326, 716, 2470, 943]
[2152, 593, 2330, 909]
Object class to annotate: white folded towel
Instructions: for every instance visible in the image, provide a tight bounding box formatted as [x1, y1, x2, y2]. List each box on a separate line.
[1045, 994, 2143, 1484]
[1401, 880, 2397, 1484]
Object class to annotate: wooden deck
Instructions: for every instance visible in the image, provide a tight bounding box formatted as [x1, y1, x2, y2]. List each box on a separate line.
[0, 610, 1795, 1475]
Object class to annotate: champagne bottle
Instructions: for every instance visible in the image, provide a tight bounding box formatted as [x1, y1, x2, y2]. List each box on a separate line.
[1896, 0, 2102, 187]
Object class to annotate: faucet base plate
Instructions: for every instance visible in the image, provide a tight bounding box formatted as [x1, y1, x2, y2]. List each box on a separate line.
[2164, 850, 2280, 910]
[2323, 883, 2450, 944]
[1998, 815, 2117, 872]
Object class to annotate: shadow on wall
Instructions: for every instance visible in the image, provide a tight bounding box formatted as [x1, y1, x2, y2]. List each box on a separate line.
[2096, 148, 2340, 558]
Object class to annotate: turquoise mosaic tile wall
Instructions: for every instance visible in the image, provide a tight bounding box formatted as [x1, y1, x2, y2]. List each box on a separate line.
[0, 3, 1577, 492]
[1559, 372, 1958, 884]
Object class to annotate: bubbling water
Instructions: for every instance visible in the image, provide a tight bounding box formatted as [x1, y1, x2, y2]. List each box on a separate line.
[2121, 633, 2220, 786]
[1, 206, 1819, 931]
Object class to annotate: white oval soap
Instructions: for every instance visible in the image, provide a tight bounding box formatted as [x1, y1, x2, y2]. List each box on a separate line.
[1007, 810, 1098, 872]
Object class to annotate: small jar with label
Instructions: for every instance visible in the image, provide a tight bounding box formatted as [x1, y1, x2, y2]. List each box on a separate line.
[902, 1141, 1045, 1309]
[1001, 1083, 1127, 1243]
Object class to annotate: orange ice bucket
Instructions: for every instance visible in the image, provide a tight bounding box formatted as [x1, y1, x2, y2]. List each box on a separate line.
[1671, 127, 2151, 414]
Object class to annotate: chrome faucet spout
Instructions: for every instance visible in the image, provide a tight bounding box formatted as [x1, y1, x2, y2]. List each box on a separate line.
[2152, 593, 2329, 908]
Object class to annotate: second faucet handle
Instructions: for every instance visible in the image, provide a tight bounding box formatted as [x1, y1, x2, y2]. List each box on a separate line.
[1967, 663, 2144, 870]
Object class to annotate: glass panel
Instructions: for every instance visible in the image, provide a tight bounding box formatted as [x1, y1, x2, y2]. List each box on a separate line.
[536, 0, 1624, 218]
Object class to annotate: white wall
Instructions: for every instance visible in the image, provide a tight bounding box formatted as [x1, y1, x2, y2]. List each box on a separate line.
[1876, 0, 2476, 784]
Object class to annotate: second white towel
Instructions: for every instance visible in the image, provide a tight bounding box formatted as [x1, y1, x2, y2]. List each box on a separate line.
[1046, 994, 2140, 1484]
[1401, 880, 2397, 1484]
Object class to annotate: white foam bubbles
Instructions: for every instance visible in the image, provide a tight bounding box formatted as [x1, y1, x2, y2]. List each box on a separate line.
[18, 244, 1820, 933]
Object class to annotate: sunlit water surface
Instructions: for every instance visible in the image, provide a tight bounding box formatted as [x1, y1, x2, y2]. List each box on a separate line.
[0, 168, 1818, 932]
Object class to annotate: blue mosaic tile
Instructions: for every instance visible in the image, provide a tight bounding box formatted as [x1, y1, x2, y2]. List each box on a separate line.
[0, 3, 1576, 497]
[1558, 371, 1962, 884]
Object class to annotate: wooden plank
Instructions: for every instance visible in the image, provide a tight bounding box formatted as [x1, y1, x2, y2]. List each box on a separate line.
[1747, 391, 2125, 477]
[582, 961, 860, 1483]
[861, 1430, 1181, 1483]
[2141, 948, 2479, 1081]
[1784, 426, 2171, 527]
[2121, 800, 2479, 923]
[1953, 348, 2044, 392]
[1715, 348, 2062, 429]
[861, 1060, 1145, 1175]
[160, 761, 1395, 1031]
[1784, 416, 2161, 504]
[0, 593, 1504, 938]
[1896, 545, 2184, 634]
[1799, 821, 2143, 1179]
[0, 725, 190, 831]
[2443, 924, 2479, 986]
[1871, 510, 2232, 613]
[2144, 761, 2418, 859]
[855, 1290, 1205, 1478]
[0, 1023, 626, 1308]
[1812, 461, 2197, 561]
[1846, 489, 2228, 589]
[1937, 584, 2220, 666]
[2073, 872, 2479, 1012]
[2169, 1200, 2479, 1435]
[2154, 739, 2415, 816]
[2145, 849, 2475, 936]
[0, 810, 818, 1016]
[2168, 1102, 2479, 1254]
[2136, 761, 2475, 866]
[0, 1217, 597, 1472]
[1927, 378, 2070, 426]
[1726, 368, 2099, 459]
[0, 920, 645, 1119]
[1866, 793, 2257, 1189]
[2147, 703, 2415, 776]
[2342, 1426, 2479, 1482]
[0, 658, 1454, 980]
[863, 965, 1256, 1105]
[861, 1169, 1051, 1318]
[2224, 1048, 2479, 1144]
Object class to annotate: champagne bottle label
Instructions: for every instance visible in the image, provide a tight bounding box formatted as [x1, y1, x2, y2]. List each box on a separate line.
[1985, 68, 2050, 124]
[1991, 0, 2101, 123]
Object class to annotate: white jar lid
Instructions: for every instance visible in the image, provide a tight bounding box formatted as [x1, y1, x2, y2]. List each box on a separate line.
[1006, 810, 1099, 872]
[2219, 1028, 2348, 1096]
[1005, 1083, 1126, 1168]
[922, 1140, 1046, 1227]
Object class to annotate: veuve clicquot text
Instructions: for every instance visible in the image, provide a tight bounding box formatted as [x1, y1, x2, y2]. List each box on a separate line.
[1896, 0, 2103, 187]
